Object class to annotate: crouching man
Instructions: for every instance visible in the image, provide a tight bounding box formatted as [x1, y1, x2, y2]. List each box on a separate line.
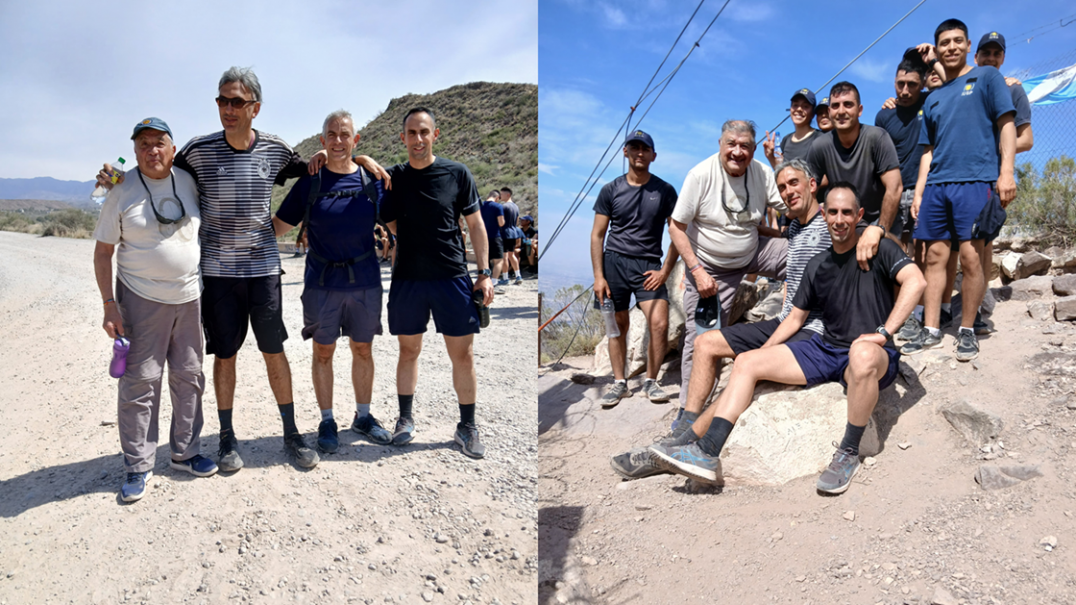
[93, 117, 216, 502]
[649, 183, 925, 494]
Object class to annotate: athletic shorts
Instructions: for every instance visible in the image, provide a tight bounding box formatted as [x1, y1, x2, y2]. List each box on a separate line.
[502, 237, 519, 254]
[301, 287, 383, 345]
[720, 318, 817, 356]
[388, 277, 480, 337]
[786, 334, 900, 390]
[914, 182, 994, 242]
[488, 235, 505, 260]
[202, 275, 287, 358]
[596, 249, 668, 313]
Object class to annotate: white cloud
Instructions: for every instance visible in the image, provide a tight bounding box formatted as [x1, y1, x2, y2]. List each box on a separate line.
[849, 58, 891, 84]
[599, 2, 629, 28]
[727, 3, 774, 22]
[538, 163, 559, 175]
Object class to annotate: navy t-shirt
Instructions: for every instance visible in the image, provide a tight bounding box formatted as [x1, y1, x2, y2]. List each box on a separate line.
[380, 157, 480, 281]
[593, 174, 678, 262]
[793, 237, 912, 350]
[480, 200, 504, 240]
[276, 168, 382, 291]
[919, 66, 1016, 184]
[875, 92, 929, 189]
[1011, 83, 1032, 128]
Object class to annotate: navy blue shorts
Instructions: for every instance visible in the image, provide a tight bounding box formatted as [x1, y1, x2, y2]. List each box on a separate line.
[786, 334, 900, 390]
[301, 287, 383, 344]
[387, 277, 480, 337]
[597, 250, 669, 312]
[914, 182, 994, 242]
[721, 318, 817, 356]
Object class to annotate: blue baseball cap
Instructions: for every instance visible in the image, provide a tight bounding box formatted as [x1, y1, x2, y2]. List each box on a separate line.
[791, 88, 817, 108]
[977, 31, 1006, 53]
[521, 215, 533, 222]
[131, 117, 173, 140]
[624, 130, 655, 151]
[816, 96, 830, 108]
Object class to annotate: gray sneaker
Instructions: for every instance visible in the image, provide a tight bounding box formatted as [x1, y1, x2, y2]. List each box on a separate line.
[816, 446, 861, 494]
[217, 430, 244, 473]
[454, 422, 486, 459]
[648, 442, 721, 483]
[656, 421, 697, 447]
[352, 413, 393, 445]
[955, 330, 979, 362]
[610, 447, 665, 479]
[896, 315, 922, 342]
[900, 328, 943, 355]
[284, 433, 320, 469]
[600, 382, 630, 408]
[644, 380, 670, 403]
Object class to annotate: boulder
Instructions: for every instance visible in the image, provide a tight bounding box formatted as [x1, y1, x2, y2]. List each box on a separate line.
[939, 399, 1003, 446]
[1027, 300, 1055, 321]
[1055, 295, 1076, 322]
[1009, 275, 1054, 301]
[1016, 251, 1053, 279]
[981, 288, 999, 315]
[1052, 250, 1076, 271]
[975, 464, 1043, 490]
[1000, 252, 1019, 280]
[1053, 274, 1076, 296]
[744, 281, 784, 323]
[728, 280, 760, 325]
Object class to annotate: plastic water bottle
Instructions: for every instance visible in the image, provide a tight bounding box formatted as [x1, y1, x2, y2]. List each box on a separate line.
[774, 132, 782, 159]
[110, 336, 130, 378]
[600, 298, 620, 338]
[91, 157, 127, 204]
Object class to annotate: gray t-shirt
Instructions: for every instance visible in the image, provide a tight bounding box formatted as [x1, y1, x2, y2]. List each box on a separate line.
[806, 125, 900, 225]
[779, 129, 821, 164]
[593, 174, 678, 261]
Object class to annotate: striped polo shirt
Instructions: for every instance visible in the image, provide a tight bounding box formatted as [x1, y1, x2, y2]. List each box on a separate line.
[781, 210, 831, 334]
[174, 130, 306, 278]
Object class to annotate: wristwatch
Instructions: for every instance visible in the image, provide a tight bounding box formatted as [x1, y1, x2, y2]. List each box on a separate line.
[876, 325, 892, 340]
[477, 269, 491, 277]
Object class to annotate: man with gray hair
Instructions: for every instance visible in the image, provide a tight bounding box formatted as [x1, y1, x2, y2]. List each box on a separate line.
[668, 119, 788, 411]
[93, 117, 216, 502]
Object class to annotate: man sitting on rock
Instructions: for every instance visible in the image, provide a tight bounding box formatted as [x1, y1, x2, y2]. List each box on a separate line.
[649, 183, 925, 494]
[612, 159, 831, 479]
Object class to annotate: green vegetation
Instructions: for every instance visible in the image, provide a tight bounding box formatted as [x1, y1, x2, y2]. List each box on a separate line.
[1009, 156, 1076, 246]
[0, 207, 98, 239]
[540, 285, 604, 364]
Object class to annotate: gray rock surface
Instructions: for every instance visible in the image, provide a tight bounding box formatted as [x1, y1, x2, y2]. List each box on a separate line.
[939, 399, 1003, 445]
[1053, 274, 1076, 296]
[1009, 275, 1054, 301]
[1027, 300, 1055, 322]
[1055, 295, 1076, 322]
[975, 464, 1043, 490]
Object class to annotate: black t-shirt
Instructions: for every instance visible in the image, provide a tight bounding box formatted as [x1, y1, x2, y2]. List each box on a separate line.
[793, 237, 912, 350]
[874, 92, 929, 190]
[779, 130, 821, 164]
[380, 157, 480, 281]
[806, 126, 900, 225]
[593, 174, 678, 261]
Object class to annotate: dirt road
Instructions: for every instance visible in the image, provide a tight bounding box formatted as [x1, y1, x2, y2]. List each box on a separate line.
[0, 231, 537, 605]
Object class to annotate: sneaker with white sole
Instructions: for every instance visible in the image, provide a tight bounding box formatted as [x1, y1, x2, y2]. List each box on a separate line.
[391, 416, 415, 446]
[955, 330, 979, 361]
[600, 382, 630, 408]
[352, 413, 393, 445]
[170, 454, 218, 477]
[648, 441, 721, 483]
[217, 430, 243, 473]
[816, 446, 861, 494]
[121, 470, 152, 502]
[644, 381, 670, 403]
[454, 422, 486, 459]
[899, 328, 943, 355]
[284, 433, 320, 469]
[610, 447, 664, 479]
[896, 315, 921, 342]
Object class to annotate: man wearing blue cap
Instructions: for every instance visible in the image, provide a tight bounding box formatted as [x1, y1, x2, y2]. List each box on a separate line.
[591, 130, 679, 407]
[93, 117, 217, 502]
[763, 88, 821, 169]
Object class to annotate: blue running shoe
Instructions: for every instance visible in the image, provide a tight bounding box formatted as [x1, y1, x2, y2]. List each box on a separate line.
[121, 470, 152, 502]
[169, 454, 218, 477]
[816, 446, 861, 494]
[391, 416, 415, 446]
[352, 413, 392, 445]
[317, 418, 339, 453]
[648, 442, 721, 483]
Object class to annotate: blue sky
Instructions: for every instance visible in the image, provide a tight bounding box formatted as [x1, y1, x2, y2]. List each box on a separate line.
[0, 0, 537, 182]
[538, 0, 1076, 292]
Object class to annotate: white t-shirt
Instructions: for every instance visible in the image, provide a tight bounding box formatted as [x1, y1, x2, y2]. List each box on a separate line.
[93, 167, 201, 304]
[671, 156, 786, 269]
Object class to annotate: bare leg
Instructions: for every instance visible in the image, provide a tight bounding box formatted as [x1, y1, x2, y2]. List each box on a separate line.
[844, 341, 890, 426]
[396, 334, 423, 396]
[214, 355, 237, 410]
[958, 240, 986, 329]
[350, 340, 374, 404]
[444, 334, 477, 404]
[607, 310, 630, 381]
[981, 241, 994, 288]
[923, 241, 952, 329]
[637, 299, 668, 380]
[942, 250, 958, 305]
[683, 330, 736, 415]
[262, 351, 293, 405]
[312, 341, 336, 411]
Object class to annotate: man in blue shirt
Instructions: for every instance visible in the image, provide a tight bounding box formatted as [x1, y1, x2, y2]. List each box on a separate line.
[274, 110, 394, 454]
[903, 19, 1016, 362]
[479, 190, 506, 286]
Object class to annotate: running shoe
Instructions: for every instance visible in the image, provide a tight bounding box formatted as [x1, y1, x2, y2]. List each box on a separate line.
[648, 442, 721, 483]
[454, 422, 486, 459]
[352, 413, 393, 445]
[816, 446, 861, 494]
[317, 418, 339, 453]
[169, 454, 218, 477]
[899, 328, 943, 355]
[600, 382, 630, 409]
[391, 416, 415, 446]
[896, 315, 922, 342]
[644, 380, 670, 403]
[514, 276, 523, 285]
[955, 330, 979, 362]
[610, 447, 664, 479]
[120, 470, 152, 502]
[284, 433, 320, 469]
[217, 429, 243, 473]
[496, 277, 510, 287]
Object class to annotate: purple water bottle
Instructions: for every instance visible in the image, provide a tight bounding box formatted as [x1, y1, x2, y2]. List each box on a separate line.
[110, 336, 130, 378]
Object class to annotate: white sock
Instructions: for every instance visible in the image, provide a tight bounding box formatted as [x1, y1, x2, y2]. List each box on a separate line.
[321, 408, 333, 421]
[615, 379, 627, 386]
[959, 326, 973, 335]
[356, 403, 371, 418]
[927, 327, 941, 338]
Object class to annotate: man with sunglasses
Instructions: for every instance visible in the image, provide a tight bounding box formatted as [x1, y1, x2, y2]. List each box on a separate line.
[93, 117, 215, 502]
[668, 119, 788, 413]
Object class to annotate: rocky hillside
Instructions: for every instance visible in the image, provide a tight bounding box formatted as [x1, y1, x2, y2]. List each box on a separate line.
[273, 81, 537, 221]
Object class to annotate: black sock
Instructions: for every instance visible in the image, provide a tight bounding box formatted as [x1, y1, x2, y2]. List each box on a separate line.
[696, 417, 734, 457]
[278, 403, 298, 436]
[839, 422, 867, 456]
[218, 408, 233, 434]
[398, 394, 414, 420]
[459, 403, 476, 425]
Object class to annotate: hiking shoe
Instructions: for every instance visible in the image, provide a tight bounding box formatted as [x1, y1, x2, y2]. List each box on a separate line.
[352, 413, 392, 445]
[391, 416, 415, 446]
[973, 311, 991, 335]
[496, 277, 510, 286]
[899, 328, 942, 355]
[120, 470, 152, 502]
[940, 308, 953, 329]
[610, 447, 664, 479]
[648, 442, 721, 483]
[817, 446, 861, 494]
[955, 330, 979, 362]
[454, 422, 486, 459]
[170, 454, 218, 477]
[644, 381, 670, 403]
[656, 422, 697, 447]
[600, 382, 630, 409]
[896, 315, 921, 342]
[217, 430, 243, 473]
[317, 418, 339, 453]
[514, 276, 523, 285]
[284, 433, 320, 469]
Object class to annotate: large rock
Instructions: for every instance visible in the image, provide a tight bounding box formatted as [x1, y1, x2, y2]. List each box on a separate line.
[975, 464, 1043, 490]
[1053, 274, 1076, 296]
[744, 281, 784, 322]
[1028, 300, 1055, 321]
[1055, 295, 1076, 322]
[728, 280, 760, 325]
[716, 378, 913, 486]
[939, 399, 1003, 446]
[999, 252, 1020, 280]
[1017, 251, 1053, 279]
[1009, 275, 1054, 301]
[1052, 250, 1076, 271]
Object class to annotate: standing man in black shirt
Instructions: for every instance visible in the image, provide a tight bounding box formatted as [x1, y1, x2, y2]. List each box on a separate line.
[591, 130, 679, 407]
[380, 107, 493, 459]
[649, 183, 925, 495]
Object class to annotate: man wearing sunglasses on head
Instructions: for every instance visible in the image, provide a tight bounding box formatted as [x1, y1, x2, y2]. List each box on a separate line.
[93, 117, 215, 502]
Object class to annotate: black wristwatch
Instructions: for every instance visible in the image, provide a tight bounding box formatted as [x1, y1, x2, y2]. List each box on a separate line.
[477, 269, 491, 278]
[876, 325, 892, 340]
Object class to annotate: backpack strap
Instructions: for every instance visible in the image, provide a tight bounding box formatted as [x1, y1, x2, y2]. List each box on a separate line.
[296, 169, 322, 245]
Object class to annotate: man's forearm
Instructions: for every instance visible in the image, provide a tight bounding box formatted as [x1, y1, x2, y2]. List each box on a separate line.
[668, 221, 699, 270]
[915, 148, 932, 195]
[590, 235, 605, 280]
[763, 311, 807, 347]
[467, 218, 489, 271]
[660, 239, 680, 274]
[999, 120, 1016, 179]
[93, 247, 114, 302]
[1016, 124, 1033, 154]
[885, 270, 926, 334]
[878, 178, 901, 232]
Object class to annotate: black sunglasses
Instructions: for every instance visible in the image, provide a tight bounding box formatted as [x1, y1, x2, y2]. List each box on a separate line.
[215, 96, 257, 108]
[136, 169, 187, 225]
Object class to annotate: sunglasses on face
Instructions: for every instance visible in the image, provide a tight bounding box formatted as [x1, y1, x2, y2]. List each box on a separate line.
[215, 96, 256, 108]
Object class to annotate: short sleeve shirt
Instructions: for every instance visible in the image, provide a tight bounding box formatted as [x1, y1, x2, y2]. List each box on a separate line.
[806, 126, 900, 224]
[671, 156, 786, 269]
[781, 211, 832, 334]
[380, 157, 480, 281]
[173, 130, 307, 278]
[779, 130, 821, 163]
[874, 92, 929, 189]
[275, 168, 382, 291]
[500, 200, 522, 239]
[793, 237, 912, 350]
[593, 174, 678, 262]
[479, 200, 505, 240]
[919, 66, 1016, 184]
[1011, 83, 1032, 128]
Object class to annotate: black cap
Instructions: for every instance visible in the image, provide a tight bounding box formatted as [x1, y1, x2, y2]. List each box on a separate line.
[695, 296, 720, 331]
[791, 88, 816, 108]
[624, 130, 655, 151]
[901, 47, 929, 70]
[977, 31, 1006, 53]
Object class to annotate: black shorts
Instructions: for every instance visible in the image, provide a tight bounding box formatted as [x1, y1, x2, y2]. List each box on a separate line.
[202, 275, 288, 358]
[721, 318, 818, 356]
[489, 235, 505, 260]
[596, 250, 668, 312]
[502, 237, 519, 254]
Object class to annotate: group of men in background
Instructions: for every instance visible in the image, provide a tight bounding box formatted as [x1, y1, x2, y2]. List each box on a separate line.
[479, 187, 539, 290]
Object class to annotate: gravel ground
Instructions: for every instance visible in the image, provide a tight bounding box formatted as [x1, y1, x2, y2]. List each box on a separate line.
[0, 230, 538, 605]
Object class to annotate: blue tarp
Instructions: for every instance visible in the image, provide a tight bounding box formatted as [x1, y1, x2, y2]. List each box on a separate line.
[1021, 63, 1076, 106]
